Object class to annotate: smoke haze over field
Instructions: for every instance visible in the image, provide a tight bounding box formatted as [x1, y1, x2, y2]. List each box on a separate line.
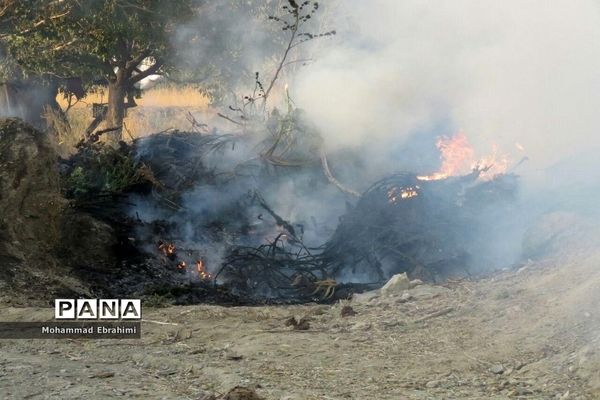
[294, 0, 600, 178]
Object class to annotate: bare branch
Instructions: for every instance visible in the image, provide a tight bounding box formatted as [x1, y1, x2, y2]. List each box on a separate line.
[320, 149, 360, 197]
[129, 59, 162, 84]
[262, 12, 299, 105]
[125, 49, 151, 73]
[282, 58, 313, 68]
[217, 112, 243, 126]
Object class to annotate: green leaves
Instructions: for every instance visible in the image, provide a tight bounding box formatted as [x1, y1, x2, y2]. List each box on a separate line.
[0, 0, 194, 85]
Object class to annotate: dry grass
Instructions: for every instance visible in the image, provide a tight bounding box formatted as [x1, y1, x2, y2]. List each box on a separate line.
[43, 106, 88, 156]
[137, 86, 210, 108]
[54, 85, 213, 151]
[57, 85, 210, 109]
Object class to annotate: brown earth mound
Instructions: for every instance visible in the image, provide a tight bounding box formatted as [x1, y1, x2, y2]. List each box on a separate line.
[0, 118, 97, 304]
[0, 118, 221, 306]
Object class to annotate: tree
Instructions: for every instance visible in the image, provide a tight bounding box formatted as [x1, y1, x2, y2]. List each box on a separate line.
[0, 0, 76, 127]
[79, 1, 194, 140]
[1, 0, 194, 140]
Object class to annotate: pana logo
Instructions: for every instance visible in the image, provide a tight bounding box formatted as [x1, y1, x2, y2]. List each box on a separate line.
[55, 299, 142, 320]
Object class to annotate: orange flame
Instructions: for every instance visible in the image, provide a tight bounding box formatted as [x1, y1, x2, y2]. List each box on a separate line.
[158, 242, 176, 257]
[387, 185, 420, 204]
[417, 131, 509, 181]
[196, 259, 211, 280]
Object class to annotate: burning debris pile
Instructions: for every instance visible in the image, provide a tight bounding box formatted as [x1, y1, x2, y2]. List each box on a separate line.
[214, 171, 517, 300]
[54, 108, 520, 304]
[132, 131, 237, 204]
[316, 132, 519, 284]
[321, 170, 518, 283]
[206, 130, 519, 297]
[157, 240, 211, 280]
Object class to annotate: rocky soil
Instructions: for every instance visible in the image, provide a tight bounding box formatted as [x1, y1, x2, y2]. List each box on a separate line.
[1, 235, 599, 399]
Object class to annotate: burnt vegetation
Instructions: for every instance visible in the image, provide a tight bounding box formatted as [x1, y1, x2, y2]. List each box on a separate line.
[0, 0, 518, 305]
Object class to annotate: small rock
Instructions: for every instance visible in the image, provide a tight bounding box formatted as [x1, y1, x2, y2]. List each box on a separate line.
[89, 370, 115, 379]
[340, 305, 357, 317]
[425, 380, 439, 388]
[155, 369, 177, 376]
[294, 318, 310, 331]
[189, 347, 207, 355]
[351, 322, 372, 331]
[223, 386, 264, 400]
[381, 273, 411, 296]
[409, 279, 424, 288]
[396, 292, 413, 303]
[490, 364, 505, 374]
[284, 316, 311, 330]
[226, 353, 243, 361]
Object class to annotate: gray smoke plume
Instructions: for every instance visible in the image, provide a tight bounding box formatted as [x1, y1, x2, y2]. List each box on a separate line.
[133, 1, 600, 286]
[288, 0, 600, 265]
[293, 1, 600, 168]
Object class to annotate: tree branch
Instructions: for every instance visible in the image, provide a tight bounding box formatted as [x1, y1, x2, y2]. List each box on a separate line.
[217, 112, 243, 126]
[0, 8, 72, 39]
[50, 38, 77, 52]
[125, 49, 150, 73]
[320, 149, 360, 197]
[262, 13, 299, 106]
[129, 59, 162, 84]
[282, 58, 313, 68]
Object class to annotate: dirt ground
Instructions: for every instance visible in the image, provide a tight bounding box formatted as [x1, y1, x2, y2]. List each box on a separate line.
[1, 241, 599, 399]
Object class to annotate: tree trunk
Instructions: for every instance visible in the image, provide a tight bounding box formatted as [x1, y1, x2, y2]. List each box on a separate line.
[105, 70, 127, 143]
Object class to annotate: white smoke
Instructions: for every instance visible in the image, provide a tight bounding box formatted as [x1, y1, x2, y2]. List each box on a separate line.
[133, 1, 600, 284]
[293, 0, 600, 175]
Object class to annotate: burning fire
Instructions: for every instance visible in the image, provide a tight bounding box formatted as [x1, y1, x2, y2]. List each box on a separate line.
[388, 186, 420, 204]
[157, 241, 211, 280]
[195, 259, 211, 280]
[417, 131, 510, 181]
[158, 241, 176, 258]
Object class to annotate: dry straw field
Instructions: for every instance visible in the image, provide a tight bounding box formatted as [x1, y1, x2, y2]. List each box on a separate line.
[49, 85, 213, 152]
